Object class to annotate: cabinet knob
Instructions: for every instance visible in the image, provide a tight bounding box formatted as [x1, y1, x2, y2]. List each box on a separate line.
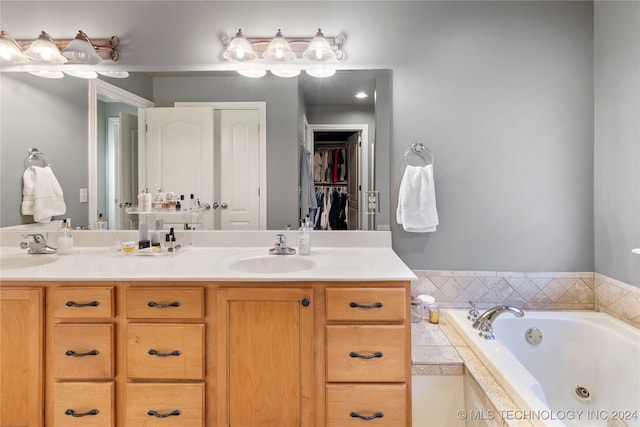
[301, 298, 310, 307]
[65, 409, 99, 417]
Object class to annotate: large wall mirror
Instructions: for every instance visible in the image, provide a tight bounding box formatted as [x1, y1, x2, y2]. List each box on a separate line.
[1, 69, 391, 231]
[89, 70, 391, 230]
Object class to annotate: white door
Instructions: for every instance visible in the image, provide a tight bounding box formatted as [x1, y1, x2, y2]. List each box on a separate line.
[143, 107, 214, 229]
[347, 131, 361, 230]
[219, 110, 261, 230]
[117, 112, 138, 229]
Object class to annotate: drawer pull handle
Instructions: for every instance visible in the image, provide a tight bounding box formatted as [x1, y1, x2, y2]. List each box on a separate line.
[66, 300, 100, 308]
[147, 409, 181, 418]
[147, 300, 181, 308]
[350, 411, 384, 420]
[65, 349, 99, 357]
[349, 351, 383, 359]
[148, 349, 182, 357]
[65, 409, 99, 417]
[349, 301, 383, 309]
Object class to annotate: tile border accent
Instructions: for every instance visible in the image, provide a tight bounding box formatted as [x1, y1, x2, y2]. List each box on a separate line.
[412, 270, 640, 327]
[595, 273, 640, 328]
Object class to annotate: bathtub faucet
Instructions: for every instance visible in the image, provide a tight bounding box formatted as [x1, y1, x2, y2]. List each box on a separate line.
[472, 305, 524, 340]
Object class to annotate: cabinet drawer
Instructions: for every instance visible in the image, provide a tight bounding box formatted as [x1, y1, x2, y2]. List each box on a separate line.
[53, 324, 114, 379]
[53, 287, 114, 319]
[53, 382, 114, 427]
[326, 325, 406, 382]
[326, 384, 407, 426]
[127, 324, 204, 379]
[126, 383, 204, 427]
[126, 288, 203, 319]
[326, 288, 406, 322]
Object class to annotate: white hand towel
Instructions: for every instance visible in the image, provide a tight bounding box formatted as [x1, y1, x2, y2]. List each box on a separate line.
[21, 166, 66, 223]
[396, 164, 439, 232]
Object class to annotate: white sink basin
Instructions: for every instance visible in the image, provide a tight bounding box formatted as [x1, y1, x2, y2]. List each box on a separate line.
[1, 253, 59, 270]
[228, 254, 316, 274]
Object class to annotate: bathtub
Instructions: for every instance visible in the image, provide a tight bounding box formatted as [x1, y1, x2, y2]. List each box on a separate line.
[448, 310, 640, 427]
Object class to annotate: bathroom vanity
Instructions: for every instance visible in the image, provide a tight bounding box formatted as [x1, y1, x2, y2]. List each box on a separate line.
[0, 230, 415, 427]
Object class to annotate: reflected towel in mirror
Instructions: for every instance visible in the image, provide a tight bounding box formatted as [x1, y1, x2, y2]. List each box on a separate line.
[396, 164, 438, 232]
[21, 166, 66, 223]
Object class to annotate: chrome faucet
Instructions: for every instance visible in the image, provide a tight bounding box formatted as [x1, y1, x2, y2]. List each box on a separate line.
[268, 233, 296, 255]
[19, 233, 57, 254]
[472, 305, 524, 340]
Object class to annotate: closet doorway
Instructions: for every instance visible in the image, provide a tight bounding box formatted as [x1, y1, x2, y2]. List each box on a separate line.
[307, 124, 371, 230]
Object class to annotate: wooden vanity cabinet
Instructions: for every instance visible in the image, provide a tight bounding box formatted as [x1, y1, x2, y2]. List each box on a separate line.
[216, 287, 314, 427]
[1, 279, 411, 427]
[48, 285, 116, 427]
[0, 286, 44, 427]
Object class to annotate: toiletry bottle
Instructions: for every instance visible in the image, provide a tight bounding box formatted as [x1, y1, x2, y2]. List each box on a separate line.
[190, 194, 197, 210]
[56, 219, 73, 255]
[96, 213, 108, 230]
[138, 188, 152, 212]
[298, 217, 311, 255]
[138, 222, 150, 249]
[151, 219, 163, 248]
[417, 295, 437, 323]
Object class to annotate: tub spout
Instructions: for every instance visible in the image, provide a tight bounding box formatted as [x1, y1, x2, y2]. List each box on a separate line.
[472, 305, 524, 340]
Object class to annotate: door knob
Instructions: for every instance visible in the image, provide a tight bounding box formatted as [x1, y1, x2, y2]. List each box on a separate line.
[221, 203, 228, 209]
[212, 202, 219, 209]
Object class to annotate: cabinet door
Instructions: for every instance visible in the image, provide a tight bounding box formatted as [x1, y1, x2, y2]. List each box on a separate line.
[217, 288, 314, 427]
[0, 288, 43, 427]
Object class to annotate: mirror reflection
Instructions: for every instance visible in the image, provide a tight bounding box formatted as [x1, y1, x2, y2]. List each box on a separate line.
[1, 69, 391, 231]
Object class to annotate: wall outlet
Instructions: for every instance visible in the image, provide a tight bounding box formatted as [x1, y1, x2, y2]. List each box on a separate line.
[79, 188, 88, 203]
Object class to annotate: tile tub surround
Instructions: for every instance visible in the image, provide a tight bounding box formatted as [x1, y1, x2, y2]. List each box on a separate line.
[412, 270, 640, 327]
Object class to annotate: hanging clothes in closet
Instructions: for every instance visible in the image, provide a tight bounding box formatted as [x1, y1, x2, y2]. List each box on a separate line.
[313, 147, 347, 183]
[312, 186, 348, 230]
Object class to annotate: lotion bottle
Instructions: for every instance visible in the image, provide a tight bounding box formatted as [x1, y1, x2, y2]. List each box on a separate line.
[138, 188, 152, 212]
[96, 213, 108, 230]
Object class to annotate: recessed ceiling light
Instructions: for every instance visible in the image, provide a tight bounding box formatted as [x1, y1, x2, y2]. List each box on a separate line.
[355, 91, 368, 99]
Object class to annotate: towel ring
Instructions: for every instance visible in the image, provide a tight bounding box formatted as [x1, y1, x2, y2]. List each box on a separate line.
[402, 142, 434, 167]
[24, 148, 50, 168]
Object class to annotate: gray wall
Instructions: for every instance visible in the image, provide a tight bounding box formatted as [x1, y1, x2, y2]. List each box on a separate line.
[151, 74, 300, 229]
[0, 74, 89, 227]
[1, 1, 612, 281]
[594, 1, 640, 287]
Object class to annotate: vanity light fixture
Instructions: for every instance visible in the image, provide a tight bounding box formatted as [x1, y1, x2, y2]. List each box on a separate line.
[302, 29, 336, 62]
[61, 30, 102, 64]
[24, 31, 68, 63]
[221, 28, 345, 78]
[262, 29, 296, 62]
[222, 29, 258, 61]
[0, 31, 30, 63]
[355, 91, 368, 99]
[1, 30, 123, 78]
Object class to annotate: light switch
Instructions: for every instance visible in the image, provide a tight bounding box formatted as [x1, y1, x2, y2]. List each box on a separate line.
[79, 188, 88, 203]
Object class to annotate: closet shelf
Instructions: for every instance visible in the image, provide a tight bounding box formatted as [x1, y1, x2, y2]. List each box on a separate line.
[315, 181, 347, 185]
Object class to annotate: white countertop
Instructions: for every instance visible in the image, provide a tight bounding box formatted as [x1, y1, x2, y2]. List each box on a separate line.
[0, 230, 416, 282]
